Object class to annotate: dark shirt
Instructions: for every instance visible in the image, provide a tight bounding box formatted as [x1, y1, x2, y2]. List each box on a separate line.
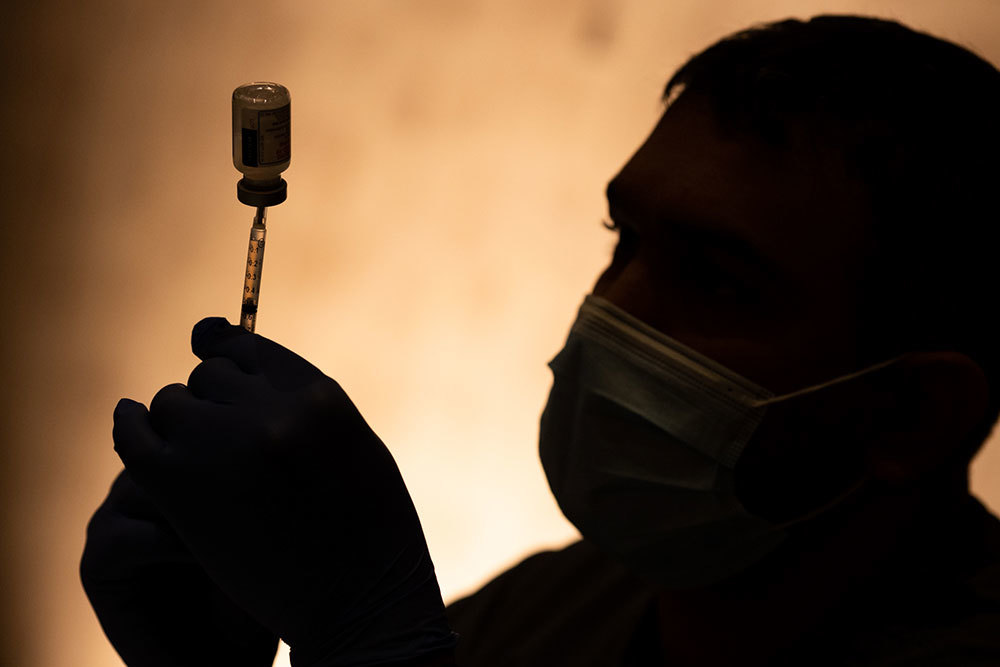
[446, 497, 1000, 666]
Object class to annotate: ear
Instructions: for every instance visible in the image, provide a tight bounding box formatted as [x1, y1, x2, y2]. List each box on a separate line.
[866, 351, 989, 486]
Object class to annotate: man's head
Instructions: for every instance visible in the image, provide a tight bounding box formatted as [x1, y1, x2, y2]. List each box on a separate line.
[593, 16, 1000, 512]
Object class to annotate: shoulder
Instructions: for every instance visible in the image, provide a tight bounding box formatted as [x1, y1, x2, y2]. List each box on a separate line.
[446, 540, 654, 666]
[849, 497, 1000, 666]
[445, 539, 616, 630]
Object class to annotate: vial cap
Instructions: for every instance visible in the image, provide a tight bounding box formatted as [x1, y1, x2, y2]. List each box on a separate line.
[237, 177, 287, 207]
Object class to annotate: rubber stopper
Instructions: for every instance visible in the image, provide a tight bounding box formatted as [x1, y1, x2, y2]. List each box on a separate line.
[237, 178, 287, 207]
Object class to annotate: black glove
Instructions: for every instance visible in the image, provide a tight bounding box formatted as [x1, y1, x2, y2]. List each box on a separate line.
[81, 469, 280, 667]
[111, 317, 457, 666]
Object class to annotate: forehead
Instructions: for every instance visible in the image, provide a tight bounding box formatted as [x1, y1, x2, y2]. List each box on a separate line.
[609, 93, 873, 281]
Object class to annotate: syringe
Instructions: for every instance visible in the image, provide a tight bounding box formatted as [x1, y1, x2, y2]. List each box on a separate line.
[241, 205, 267, 332]
[232, 82, 291, 332]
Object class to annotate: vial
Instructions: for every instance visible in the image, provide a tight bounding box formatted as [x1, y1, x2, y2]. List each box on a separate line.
[233, 82, 291, 207]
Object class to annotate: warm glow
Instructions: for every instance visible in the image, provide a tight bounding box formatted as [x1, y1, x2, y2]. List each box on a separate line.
[4, 2, 1000, 666]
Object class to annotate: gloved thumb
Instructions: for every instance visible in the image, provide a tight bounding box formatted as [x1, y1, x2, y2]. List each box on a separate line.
[191, 317, 254, 366]
[190, 317, 326, 391]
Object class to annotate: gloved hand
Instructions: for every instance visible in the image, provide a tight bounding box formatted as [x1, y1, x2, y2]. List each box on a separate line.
[111, 318, 457, 666]
[80, 469, 280, 667]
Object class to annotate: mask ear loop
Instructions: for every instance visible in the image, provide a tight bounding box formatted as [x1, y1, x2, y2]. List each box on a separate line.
[771, 474, 869, 531]
[748, 355, 906, 528]
[749, 355, 905, 409]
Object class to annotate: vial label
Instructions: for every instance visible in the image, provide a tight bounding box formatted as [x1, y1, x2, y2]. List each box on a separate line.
[239, 104, 291, 168]
[258, 105, 291, 165]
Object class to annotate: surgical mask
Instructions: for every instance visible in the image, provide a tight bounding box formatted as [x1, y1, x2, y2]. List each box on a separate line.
[539, 295, 897, 589]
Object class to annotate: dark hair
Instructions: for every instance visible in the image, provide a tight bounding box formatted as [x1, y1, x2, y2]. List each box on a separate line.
[664, 15, 1000, 457]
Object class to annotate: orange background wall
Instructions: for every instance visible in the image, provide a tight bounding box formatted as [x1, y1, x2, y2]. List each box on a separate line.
[3, 2, 999, 665]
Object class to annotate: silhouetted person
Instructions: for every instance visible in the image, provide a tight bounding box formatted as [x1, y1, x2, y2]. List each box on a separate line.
[82, 15, 1000, 667]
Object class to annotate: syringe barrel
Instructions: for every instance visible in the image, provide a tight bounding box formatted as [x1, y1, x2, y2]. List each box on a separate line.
[240, 219, 267, 332]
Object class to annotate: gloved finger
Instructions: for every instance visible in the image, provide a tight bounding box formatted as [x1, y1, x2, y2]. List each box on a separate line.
[112, 398, 171, 487]
[82, 526, 281, 667]
[191, 316, 325, 391]
[147, 382, 225, 442]
[83, 503, 191, 584]
[103, 469, 174, 525]
[84, 560, 280, 667]
[187, 356, 267, 404]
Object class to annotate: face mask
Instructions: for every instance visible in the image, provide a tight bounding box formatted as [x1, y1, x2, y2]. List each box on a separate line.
[539, 295, 898, 589]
